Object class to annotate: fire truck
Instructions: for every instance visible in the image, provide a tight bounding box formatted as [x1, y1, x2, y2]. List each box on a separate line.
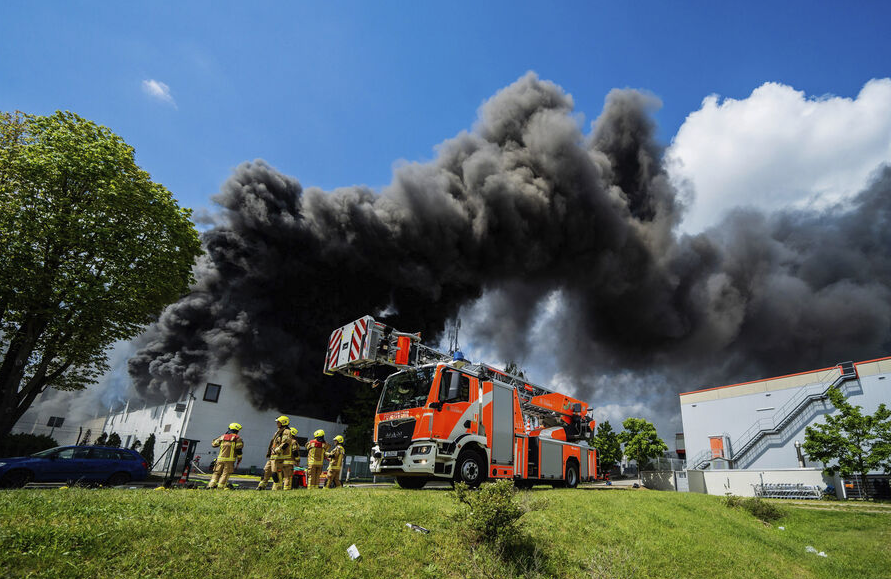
[324, 315, 597, 488]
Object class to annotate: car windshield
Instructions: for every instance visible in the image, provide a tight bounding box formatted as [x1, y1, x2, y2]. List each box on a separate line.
[30, 447, 65, 458]
[378, 367, 435, 413]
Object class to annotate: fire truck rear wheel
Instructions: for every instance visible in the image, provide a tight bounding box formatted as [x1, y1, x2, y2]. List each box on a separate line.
[565, 462, 579, 489]
[455, 450, 485, 488]
[395, 476, 428, 489]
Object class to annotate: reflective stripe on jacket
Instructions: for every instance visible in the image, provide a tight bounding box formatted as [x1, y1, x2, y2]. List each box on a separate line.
[212, 433, 244, 463]
[270, 427, 293, 460]
[306, 439, 329, 466]
[283, 439, 300, 466]
[326, 444, 345, 470]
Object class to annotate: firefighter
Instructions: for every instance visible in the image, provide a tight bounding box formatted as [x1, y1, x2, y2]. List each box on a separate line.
[324, 434, 346, 489]
[207, 422, 243, 489]
[266, 416, 294, 490]
[281, 427, 301, 490]
[305, 429, 329, 489]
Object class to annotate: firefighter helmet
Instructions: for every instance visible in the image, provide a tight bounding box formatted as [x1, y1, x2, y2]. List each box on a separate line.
[334, 435, 344, 443]
[228, 422, 242, 431]
[314, 429, 325, 438]
[290, 427, 298, 436]
[276, 415, 290, 426]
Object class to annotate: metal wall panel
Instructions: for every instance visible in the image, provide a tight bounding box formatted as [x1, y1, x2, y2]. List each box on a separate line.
[580, 449, 589, 479]
[491, 384, 515, 465]
[540, 440, 562, 478]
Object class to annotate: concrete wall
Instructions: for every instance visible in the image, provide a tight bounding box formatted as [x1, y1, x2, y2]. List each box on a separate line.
[680, 357, 891, 471]
[685, 468, 831, 497]
[641, 470, 678, 491]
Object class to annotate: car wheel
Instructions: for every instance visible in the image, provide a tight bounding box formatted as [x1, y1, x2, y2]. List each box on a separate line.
[565, 462, 580, 489]
[1, 469, 33, 489]
[106, 472, 131, 486]
[395, 477, 428, 489]
[455, 450, 486, 488]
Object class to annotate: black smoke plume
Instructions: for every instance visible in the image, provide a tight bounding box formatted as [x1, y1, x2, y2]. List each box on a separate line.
[128, 72, 891, 422]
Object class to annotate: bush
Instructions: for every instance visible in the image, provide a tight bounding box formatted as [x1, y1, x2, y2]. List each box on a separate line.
[0, 433, 58, 458]
[723, 495, 785, 523]
[453, 479, 530, 545]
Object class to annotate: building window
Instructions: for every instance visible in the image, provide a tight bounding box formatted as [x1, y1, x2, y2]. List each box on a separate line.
[164, 424, 171, 433]
[203, 383, 222, 403]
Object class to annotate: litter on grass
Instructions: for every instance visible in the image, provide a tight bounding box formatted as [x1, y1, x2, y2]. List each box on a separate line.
[347, 544, 361, 560]
[805, 546, 828, 557]
[406, 523, 430, 534]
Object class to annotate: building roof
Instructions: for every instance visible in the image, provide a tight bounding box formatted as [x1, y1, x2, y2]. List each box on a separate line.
[679, 355, 891, 406]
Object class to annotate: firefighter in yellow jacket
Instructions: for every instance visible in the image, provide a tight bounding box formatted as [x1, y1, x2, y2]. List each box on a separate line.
[281, 427, 301, 490]
[325, 434, 346, 488]
[207, 422, 244, 489]
[268, 416, 294, 490]
[305, 429, 329, 489]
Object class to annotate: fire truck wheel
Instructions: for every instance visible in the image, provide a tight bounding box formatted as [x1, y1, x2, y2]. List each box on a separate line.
[395, 477, 428, 489]
[565, 462, 579, 489]
[455, 450, 485, 488]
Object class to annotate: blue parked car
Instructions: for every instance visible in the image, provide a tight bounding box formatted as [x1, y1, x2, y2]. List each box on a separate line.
[0, 445, 149, 488]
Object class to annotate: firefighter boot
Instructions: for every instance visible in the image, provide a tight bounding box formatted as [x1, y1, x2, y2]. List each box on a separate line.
[271, 472, 281, 491]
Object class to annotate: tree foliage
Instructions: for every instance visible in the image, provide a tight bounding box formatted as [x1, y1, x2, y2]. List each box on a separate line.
[140, 433, 156, 468]
[106, 432, 121, 448]
[803, 386, 891, 497]
[0, 110, 202, 436]
[0, 432, 57, 457]
[617, 417, 667, 475]
[591, 420, 622, 474]
[78, 428, 92, 446]
[94, 432, 108, 446]
[342, 384, 378, 456]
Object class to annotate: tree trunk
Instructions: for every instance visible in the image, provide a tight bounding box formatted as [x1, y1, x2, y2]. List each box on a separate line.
[0, 315, 51, 437]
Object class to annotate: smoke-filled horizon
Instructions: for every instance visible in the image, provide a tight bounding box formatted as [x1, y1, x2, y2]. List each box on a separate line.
[127, 72, 891, 426]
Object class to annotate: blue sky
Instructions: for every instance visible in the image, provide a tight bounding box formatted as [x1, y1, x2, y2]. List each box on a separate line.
[7, 2, 891, 437]
[3, 1, 888, 218]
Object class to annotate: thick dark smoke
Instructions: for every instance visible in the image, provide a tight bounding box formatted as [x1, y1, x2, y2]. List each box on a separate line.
[128, 72, 891, 423]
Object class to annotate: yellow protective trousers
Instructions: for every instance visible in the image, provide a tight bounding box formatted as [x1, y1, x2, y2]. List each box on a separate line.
[307, 464, 323, 489]
[256, 460, 273, 489]
[208, 461, 234, 489]
[325, 468, 343, 488]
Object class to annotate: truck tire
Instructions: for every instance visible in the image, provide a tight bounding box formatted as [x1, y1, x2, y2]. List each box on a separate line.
[455, 450, 485, 488]
[396, 477, 427, 489]
[565, 462, 579, 489]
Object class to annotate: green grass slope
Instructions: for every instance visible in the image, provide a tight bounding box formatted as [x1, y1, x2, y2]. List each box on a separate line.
[0, 487, 888, 579]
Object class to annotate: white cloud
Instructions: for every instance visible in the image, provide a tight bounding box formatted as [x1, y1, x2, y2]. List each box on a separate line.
[141, 79, 177, 108]
[667, 78, 891, 233]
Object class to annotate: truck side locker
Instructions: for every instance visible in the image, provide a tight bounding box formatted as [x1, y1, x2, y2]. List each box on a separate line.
[580, 448, 589, 480]
[539, 440, 562, 479]
[490, 382, 515, 467]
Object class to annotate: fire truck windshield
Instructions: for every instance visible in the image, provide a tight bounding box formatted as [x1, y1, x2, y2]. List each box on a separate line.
[378, 367, 435, 412]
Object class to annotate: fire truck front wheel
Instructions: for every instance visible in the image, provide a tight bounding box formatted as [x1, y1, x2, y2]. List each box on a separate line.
[565, 461, 580, 489]
[455, 450, 485, 488]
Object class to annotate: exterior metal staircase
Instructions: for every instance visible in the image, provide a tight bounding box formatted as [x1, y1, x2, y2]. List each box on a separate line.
[690, 362, 858, 470]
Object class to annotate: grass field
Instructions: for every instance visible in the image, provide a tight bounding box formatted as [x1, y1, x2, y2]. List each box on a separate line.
[1, 485, 889, 579]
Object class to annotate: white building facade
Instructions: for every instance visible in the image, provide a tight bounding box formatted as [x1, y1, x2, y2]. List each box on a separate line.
[680, 356, 891, 472]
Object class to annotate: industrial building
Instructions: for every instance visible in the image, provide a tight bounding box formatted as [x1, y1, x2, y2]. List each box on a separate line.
[14, 365, 347, 476]
[680, 356, 891, 475]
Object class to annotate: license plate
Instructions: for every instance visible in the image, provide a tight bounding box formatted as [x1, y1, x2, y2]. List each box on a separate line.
[383, 451, 399, 458]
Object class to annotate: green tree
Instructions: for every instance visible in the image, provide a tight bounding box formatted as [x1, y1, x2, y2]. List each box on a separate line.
[803, 386, 891, 498]
[0, 111, 202, 437]
[130, 438, 142, 451]
[140, 433, 156, 468]
[78, 428, 92, 446]
[106, 432, 121, 448]
[618, 417, 667, 479]
[591, 420, 622, 475]
[342, 384, 380, 456]
[94, 432, 108, 446]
